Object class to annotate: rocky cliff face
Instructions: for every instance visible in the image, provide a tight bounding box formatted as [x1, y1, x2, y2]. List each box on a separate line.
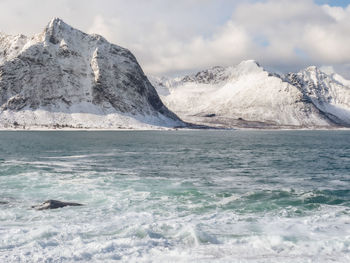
[0, 18, 183, 129]
[151, 61, 350, 129]
[284, 67, 350, 127]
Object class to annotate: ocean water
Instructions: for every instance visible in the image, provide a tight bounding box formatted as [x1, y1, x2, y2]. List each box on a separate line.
[0, 130, 349, 263]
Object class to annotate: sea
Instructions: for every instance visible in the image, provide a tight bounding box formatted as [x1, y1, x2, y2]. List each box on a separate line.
[0, 130, 349, 262]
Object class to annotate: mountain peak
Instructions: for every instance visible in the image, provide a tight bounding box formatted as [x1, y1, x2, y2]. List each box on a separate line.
[45, 17, 70, 31]
[49, 17, 63, 25]
[235, 60, 264, 74]
[0, 18, 183, 129]
[239, 60, 261, 67]
[304, 66, 324, 75]
[305, 65, 318, 71]
[42, 18, 86, 45]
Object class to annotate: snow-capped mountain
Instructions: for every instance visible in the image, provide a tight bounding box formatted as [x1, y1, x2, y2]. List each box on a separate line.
[284, 67, 350, 126]
[0, 18, 184, 129]
[151, 60, 350, 128]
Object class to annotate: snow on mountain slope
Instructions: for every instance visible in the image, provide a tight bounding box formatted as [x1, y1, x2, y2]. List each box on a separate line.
[0, 33, 29, 64]
[284, 67, 350, 126]
[152, 60, 350, 128]
[0, 18, 184, 129]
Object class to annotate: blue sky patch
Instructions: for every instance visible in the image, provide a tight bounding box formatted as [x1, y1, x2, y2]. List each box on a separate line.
[314, 0, 350, 7]
[254, 35, 270, 47]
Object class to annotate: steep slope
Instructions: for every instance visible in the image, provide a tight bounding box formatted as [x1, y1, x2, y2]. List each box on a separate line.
[284, 67, 350, 126]
[152, 61, 350, 128]
[0, 18, 183, 129]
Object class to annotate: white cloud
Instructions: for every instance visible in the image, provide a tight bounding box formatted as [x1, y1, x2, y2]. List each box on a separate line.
[0, 0, 350, 77]
[88, 15, 119, 43]
[322, 4, 349, 21]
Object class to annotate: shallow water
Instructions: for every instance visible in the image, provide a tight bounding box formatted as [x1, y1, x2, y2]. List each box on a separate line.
[0, 130, 350, 262]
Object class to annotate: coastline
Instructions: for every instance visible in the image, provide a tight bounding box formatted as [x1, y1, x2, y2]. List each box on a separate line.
[0, 126, 350, 131]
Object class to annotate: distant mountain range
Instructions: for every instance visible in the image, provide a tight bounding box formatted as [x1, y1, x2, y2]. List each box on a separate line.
[151, 60, 350, 129]
[0, 18, 183, 129]
[1, 18, 349, 130]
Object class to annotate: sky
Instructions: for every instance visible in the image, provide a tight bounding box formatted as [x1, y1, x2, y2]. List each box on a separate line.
[0, 0, 350, 77]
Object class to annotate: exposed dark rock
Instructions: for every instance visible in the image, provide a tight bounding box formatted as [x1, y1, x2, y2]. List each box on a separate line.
[283, 67, 350, 127]
[152, 61, 350, 129]
[182, 66, 229, 84]
[32, 200, 83, 210]
[0, 18, 184, 129]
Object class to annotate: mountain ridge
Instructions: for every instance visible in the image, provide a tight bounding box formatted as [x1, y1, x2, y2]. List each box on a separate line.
[151, 61, 350, 129]
[2, 18, 350, 130]
[0, 18, 184, 129]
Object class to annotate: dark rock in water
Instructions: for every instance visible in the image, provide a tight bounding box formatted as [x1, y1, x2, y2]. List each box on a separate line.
[32, 200, 83, 210]
[0, 201, 9, 205]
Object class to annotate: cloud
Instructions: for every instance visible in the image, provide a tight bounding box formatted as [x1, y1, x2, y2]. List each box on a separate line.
[225, 0, 350, 71]
[83, 0, 350, 77]
[88, 15, 118, 42]
[0, 0, 350, 77]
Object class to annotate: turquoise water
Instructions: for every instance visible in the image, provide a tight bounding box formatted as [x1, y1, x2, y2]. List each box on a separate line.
[0, 131, 350, 262]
